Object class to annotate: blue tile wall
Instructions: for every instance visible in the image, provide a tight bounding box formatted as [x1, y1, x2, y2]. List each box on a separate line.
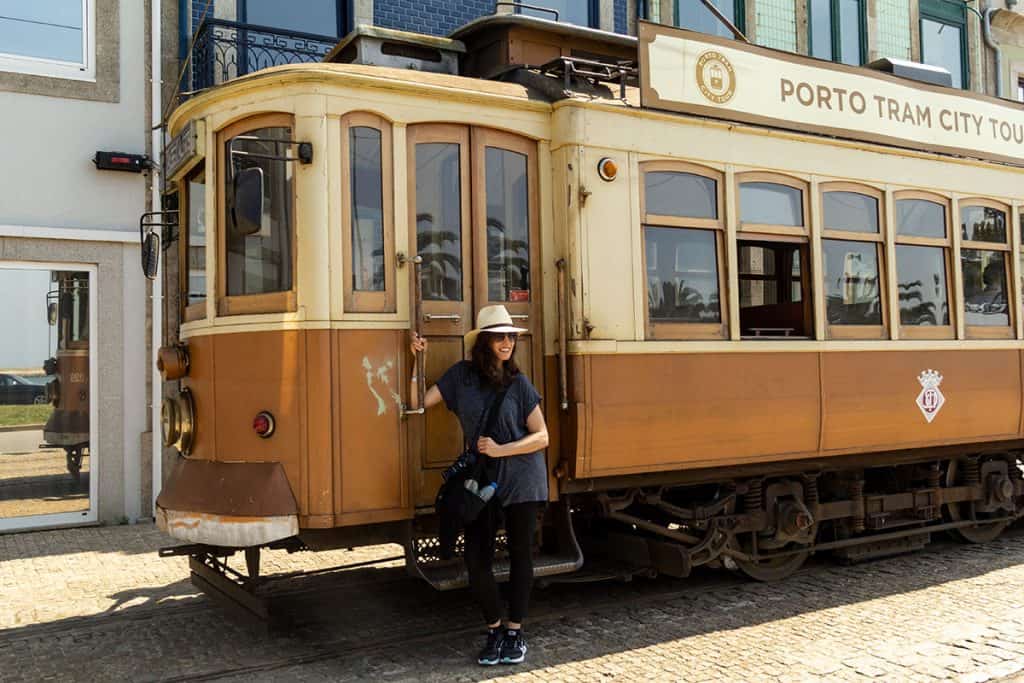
[375, 0, 494, 36]
[614, 0, 627, 34]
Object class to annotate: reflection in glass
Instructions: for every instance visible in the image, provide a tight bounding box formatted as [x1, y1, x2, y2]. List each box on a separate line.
[839, 0, 862, 65]
[187, 169, 206, 306]
[823, 191, 878, 233]
[740, 182, 803, 226]
[350, 127, 385, 292]
[416, 143, 463, 301]
[809, 0, 833, 60]
[962, 249, 1009, 326]
[645, 227, 721, 324]
[961, 206, 1007, 243]
[677, 0, 737, 38]
[244, 0, 340, 35]
[896, 245, 949, 326]
[0, 268, 90, 521]
[225, 126, 294, 296]
[823, 240, 882, 325]
[0, 2, 84, 64]
[486, 148, 531, 302]
[921, 17, 963, 88]
[896, 198, 945, 238]
[645, 172, 717, 219]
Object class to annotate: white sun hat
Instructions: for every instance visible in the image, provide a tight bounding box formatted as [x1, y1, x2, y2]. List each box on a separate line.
[464, 304, 528, 349]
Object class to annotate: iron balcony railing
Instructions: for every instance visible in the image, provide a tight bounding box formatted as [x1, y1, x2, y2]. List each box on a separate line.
[190, 19, 338, 92]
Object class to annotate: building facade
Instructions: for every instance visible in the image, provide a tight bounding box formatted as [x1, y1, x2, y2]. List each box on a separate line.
[0, 0, 179, 531]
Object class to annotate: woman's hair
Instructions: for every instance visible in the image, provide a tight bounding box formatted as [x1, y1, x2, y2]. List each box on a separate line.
[470, 332, 521, 388]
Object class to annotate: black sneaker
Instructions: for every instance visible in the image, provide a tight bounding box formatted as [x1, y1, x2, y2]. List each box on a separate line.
[499, 628, 527, 664]
[477, 627, 504, 666]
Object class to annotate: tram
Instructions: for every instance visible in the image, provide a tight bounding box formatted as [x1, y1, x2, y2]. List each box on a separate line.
[43, 271, 90, 479]
[149, 15, 1024, 608]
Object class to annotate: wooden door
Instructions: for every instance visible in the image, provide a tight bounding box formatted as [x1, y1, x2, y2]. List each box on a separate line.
[408, 125, 542, 508]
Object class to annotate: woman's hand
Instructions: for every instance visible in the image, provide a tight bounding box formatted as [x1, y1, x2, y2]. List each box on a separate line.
[477, 437, 505, 457]
[410, 332, 428, 356]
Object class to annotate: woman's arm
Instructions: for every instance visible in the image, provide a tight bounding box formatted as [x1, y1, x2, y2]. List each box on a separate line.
[408, 333, 443, 410]
[477, 404, 549, 458]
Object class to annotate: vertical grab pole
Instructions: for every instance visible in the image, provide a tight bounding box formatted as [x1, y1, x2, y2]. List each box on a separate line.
[405, 256, 426, 417]
[556, 258, 569, 411]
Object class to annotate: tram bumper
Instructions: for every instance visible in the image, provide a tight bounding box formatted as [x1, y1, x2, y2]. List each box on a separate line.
[155, 459, 299, 548]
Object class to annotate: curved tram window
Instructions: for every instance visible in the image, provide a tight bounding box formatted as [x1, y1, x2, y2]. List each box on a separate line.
[224, 126, 294, 296]
[0, 268, 92, 526]
[416, 143, 463, 302]
[486, 147, 531, 302]
[350, 126, 385, 292]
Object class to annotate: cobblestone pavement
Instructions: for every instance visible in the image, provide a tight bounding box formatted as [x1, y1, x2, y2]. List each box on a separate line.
[3, 523, 1024, 682]
[0, 446, 89, 518]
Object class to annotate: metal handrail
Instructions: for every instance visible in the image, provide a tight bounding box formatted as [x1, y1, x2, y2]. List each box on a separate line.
[495, 1, 559, 20]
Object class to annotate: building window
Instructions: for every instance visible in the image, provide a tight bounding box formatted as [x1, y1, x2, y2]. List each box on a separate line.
[676, 0, 744, 38]
[894, 193, 952, 338]
[642, 163, 727, 340]
[238, 0, 346, 37]
[920, 0, 967, 89]
[343, 113, 395, 313]
[0, 0, 94, 80]
[1018, 77, 1024, 102]
[219, 114, 297, 316]
[809, 0, 865, 66]
[737, 173, 813, 338]
[517, 0, 597, 27]
[960, 200, 1012, 336]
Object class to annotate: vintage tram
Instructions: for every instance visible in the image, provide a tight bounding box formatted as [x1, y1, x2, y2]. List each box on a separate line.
[43, 271, 90, 479]
[150, 16, 1024, 607]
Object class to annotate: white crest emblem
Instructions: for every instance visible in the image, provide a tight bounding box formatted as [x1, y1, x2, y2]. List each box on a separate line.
[916, 369, 945, 423]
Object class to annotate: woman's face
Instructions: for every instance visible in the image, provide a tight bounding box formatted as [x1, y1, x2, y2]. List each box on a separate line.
[487, 332, 516, 363]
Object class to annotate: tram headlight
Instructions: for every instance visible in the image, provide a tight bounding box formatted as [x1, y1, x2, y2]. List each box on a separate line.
[161, 388, 195, 455]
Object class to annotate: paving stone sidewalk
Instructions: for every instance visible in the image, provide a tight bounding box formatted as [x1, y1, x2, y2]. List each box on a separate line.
[2, 522, 1024, 682]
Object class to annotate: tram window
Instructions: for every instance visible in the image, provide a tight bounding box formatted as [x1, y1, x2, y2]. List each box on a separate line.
[896, 245, 950, 326]
[962, 249, 1009, 327]
[644, 172, 717, 219]
[645, 227, 721, 324]
[223, 125, 293, 298]
[740, 182, 803, 227]
[184, 167, 206, 317]
[485, 147, 530, 302]
[961, 206, 1007, 243]
[350, 127, 385, 293]
[822, 240, 883, 326]
[823, 191, 878, 234]
[738, 242, 810, 338]
[416, 143, 463, 302]
[896, 198, 946, 238]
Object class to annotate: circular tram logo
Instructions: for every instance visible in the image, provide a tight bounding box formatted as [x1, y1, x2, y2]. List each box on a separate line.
[695, 51, 736, 104]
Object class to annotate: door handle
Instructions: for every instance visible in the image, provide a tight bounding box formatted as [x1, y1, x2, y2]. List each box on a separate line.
[423, 313, 461, 322]
[510, 314, 528, 321]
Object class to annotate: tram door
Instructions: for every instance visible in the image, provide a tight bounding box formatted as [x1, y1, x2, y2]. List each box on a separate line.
[407, 125, 541, 508]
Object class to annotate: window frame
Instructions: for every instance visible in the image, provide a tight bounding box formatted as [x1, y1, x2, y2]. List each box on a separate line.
[819, 181, 888, 340]
[341, 112, 395, 314]
[919, 0, 968, 90]
[892, 190, 954, 340]
[641, 161, 728, 341]
[514, 0, 599, 28]
[0, 0, 96, 81]
[736, 172, 811, 238]
[216, 112, 299, 317]
[673, 0, 745, 37]
[959, 197, 1013, 339]
[181, 163, 209, 323]
[808, 0, 866, 66]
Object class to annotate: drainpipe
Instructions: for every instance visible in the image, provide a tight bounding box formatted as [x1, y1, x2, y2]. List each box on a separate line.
[983, 7, 1002, 98]
[151, 0, 164, 518]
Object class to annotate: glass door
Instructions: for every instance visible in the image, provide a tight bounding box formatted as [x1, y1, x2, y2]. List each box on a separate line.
[0, 265, 96, 532]
[408, 125, 541, 507]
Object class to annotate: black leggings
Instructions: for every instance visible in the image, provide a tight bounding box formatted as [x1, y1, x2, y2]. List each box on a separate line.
[463, 501, 540, 625]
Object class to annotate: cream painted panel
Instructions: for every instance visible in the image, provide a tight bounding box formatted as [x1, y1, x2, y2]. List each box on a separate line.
[295, 99, 331, 323]
[557, 105, 1024, 202]
[581, 146, 638, 341]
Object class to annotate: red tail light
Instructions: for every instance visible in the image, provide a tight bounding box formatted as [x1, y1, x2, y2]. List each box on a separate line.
[253, 411, 275, 438]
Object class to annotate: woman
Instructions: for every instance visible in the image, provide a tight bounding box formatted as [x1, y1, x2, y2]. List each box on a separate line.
[410, 304, 549, 666]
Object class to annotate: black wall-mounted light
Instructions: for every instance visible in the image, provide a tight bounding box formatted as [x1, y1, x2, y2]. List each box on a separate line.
[94, 151, 150, 173]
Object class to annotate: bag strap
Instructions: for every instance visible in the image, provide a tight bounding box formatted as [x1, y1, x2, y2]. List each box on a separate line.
[466, 385, 510, 453]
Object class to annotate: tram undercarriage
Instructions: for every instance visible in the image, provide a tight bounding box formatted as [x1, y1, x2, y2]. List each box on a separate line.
[161, 450, 1024, 621]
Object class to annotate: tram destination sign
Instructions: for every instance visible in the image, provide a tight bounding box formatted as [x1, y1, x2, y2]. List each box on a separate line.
[164, 119, 205, 185]
[638, 21, 1024, 167]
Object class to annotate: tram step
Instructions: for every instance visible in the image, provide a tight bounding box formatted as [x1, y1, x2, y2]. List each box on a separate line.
[414, 552, 584, 591]
[833, 532, 930, 564]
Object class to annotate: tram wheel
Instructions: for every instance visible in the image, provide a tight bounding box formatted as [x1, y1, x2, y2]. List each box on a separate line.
[943, 458, 1010, 544]
[731, 532, 813, 582]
